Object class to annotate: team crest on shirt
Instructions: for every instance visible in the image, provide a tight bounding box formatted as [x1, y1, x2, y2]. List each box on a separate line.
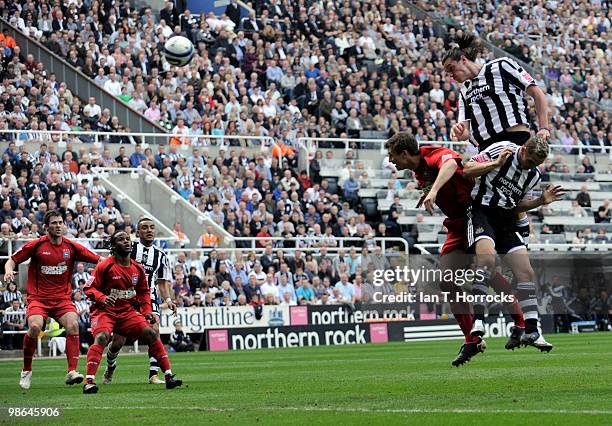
[132, 274, 139, 285]
[63, 249, 70, 259]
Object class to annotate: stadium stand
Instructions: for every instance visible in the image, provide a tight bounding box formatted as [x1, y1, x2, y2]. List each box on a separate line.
[0, 0, 610, 348]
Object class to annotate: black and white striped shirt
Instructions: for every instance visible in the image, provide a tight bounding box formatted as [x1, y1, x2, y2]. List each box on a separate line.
[2, 290, 22, 306]
[72, 271, 91, 289]
[470, 142, 541, 209]
[458, 57, 536, 146]
[131, 240, 173, 301]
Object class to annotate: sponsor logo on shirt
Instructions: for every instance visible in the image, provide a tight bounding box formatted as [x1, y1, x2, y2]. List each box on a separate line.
[41, 262, 68, 275]
[465, 84, 491, 103]
[109, 288, 136, 299]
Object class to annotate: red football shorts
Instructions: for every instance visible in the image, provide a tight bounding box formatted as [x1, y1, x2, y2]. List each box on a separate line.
[90, 309, 150, 339]
[440, 217, 468, 255]
[26, 298, 77, 321]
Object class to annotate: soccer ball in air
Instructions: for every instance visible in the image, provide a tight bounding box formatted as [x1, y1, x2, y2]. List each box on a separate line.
[164, 35, 195, 67]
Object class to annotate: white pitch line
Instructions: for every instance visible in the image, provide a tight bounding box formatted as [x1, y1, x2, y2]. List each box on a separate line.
[56, 406, 612, 415]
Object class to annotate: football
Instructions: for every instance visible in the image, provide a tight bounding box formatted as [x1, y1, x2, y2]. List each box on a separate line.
[163, 35, 194, 67]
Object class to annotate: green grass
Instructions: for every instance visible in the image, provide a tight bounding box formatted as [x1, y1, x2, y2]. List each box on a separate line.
[0, 334, 611, 425]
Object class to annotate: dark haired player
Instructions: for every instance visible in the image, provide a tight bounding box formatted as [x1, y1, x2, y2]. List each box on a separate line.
[103, 217, 175, 385]
[82, 231, 182, 393]
[442, 34, 550, 150]
[385, 133, 525, 366]
[5, 210, 101, 389]
[442, 34, 551, 343]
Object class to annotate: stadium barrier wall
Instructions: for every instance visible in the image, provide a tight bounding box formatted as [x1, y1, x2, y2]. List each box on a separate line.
[153, 303, 556, 351]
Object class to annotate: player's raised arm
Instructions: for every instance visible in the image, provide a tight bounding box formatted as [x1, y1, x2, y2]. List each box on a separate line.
[4, 237, 43, 282]
[71, 239, 102, 264]
[463, 147, 514, 178]
[516, 185, 566, 213]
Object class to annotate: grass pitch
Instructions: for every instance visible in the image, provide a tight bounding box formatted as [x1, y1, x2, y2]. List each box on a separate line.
[0, 333, 611, 425]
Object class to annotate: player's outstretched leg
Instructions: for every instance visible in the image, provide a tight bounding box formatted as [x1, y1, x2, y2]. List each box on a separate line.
[20, 316, 43, 390]
[84, 332, 110, 394]
[505, 251, 553, 353]
[58, 312, 84, 385]
[103, 334, 126, 385]
[440, 280, 485, 367]
[139, 327, 182, 389]
[490, 273, 526, 350]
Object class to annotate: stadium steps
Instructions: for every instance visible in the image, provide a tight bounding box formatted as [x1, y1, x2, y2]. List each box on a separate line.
[95, 168, 233, 249]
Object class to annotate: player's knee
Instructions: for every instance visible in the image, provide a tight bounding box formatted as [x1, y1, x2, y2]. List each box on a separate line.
[28, 324, 42, 336]
[64, 320, 79, 335]
[109, 335, 125, 352]
[95, 332, 110, 346]
[140, 327, 157, 344]
[516, 266, 535, 283]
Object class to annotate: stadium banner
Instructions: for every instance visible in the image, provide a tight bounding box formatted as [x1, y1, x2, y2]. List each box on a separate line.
[158, 305, 290, 334]
[207, 323, 378, 351]
[203, 315, 553, 351]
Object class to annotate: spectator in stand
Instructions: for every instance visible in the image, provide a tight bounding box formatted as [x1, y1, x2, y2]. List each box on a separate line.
[576, 185, 592, 208]
[198, 225, 220, 248]
[2, 299, 25, 350]
[169, 321, 195, 352]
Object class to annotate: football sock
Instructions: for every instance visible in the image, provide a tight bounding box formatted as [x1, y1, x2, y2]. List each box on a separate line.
[149, 354, 160, 377]
[106, 348, 119, 367]
[23, 334, 37, 372]
[517, 282, 539, 333]
[66, 334, 80, 371]
[148, 340, 170, 373]
[491, 272, 525, 328]
[525, 319, 538, 334]
[455, 313, 475, 343]
[472, 268, 491, 321]
[86, 343, 104, 378]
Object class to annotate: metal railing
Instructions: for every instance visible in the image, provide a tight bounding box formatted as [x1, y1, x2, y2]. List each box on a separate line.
[414, 243, 612, 254]
[229, 236, 409, 256]
[0, 237, 176, 260]
[298, 136, 612, 160]
[0, 129, 277, 149]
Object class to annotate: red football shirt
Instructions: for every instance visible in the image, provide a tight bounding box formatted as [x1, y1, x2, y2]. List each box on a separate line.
[414, 146, 474, 219]
[84, 256, 151, 316]
[11, 236, 100, 300]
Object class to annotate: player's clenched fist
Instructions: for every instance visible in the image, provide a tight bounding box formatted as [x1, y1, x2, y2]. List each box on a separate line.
[451, 122, 469, 141]
[144, 313, 157, 324]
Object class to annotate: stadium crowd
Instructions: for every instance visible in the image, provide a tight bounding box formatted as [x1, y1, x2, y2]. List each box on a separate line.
[0, 0, 608, 150]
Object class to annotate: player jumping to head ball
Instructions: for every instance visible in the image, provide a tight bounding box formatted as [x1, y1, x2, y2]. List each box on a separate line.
[386, 133, 526, 366]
